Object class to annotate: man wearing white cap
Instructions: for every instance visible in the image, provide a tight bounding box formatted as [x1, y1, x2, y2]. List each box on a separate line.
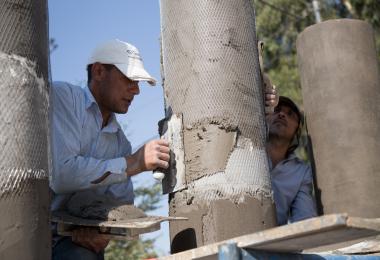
[50, 39, 170, 259]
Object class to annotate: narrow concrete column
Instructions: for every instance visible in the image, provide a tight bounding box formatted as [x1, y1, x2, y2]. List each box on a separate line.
[0, 0, 50, 259]
[160, 0, 276, 253]
[297, 19, 380, 218]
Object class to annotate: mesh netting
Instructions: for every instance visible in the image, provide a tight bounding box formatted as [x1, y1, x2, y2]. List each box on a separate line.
[160, 0, 271, 202]
[0, 0, 50, 258]
[160, 0, 267, 144]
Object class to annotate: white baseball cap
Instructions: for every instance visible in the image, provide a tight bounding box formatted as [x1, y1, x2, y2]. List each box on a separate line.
[88, 39, 156, 86]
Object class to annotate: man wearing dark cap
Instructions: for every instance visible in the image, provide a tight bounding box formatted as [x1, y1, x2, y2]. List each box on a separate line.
[266, 96, 317, 225]
[50, 39, 170, 259]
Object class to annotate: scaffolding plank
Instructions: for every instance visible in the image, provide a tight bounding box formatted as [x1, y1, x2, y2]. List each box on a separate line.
[160, 214, 380, 260]
[52, 210, 187, 240]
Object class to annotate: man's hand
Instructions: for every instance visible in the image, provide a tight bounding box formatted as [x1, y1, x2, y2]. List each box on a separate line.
[126, 139, 170, 176]
[263, 73, 279, 113]
[72, 227, 110, 253]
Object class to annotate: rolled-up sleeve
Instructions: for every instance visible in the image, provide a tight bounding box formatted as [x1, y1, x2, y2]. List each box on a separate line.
[50, 83, 129, 194]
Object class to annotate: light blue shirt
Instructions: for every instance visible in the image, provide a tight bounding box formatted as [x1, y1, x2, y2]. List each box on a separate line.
[270, 153, 317, 225]
[50, 82, 134, 211]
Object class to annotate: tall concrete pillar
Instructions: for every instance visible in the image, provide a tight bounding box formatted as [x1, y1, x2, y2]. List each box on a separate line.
[160, 0, 276, 253]
[0, 0, 50, 259]
[297, 19, 380, 218]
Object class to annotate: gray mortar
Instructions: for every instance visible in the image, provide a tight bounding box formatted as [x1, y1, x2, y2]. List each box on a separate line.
[184, 122, 237, 182]
[169, 193, 276, 252]
[67, 192, 146, 221]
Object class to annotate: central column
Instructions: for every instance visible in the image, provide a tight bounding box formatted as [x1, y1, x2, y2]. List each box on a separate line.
[160, 0, 276, 253]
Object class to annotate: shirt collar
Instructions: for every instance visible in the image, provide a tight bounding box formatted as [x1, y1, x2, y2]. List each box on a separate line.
[103, 114, 122, 133]
[269, 151, 300, 170]
[84, 86, 122, 133]
[84, 85, 97, 109]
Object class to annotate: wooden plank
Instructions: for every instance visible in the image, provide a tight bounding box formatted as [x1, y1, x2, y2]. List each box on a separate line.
[52, 210, 187, 240]
[160, 214, 380, 260]
[309, 236, 380, 255]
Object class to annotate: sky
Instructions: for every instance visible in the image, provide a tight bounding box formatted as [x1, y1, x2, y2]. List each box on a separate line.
[48, 0, 171, 255]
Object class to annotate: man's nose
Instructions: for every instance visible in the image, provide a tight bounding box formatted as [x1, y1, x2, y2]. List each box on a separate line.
[129, 82, 140, 95]
[278, 111, 286, 118]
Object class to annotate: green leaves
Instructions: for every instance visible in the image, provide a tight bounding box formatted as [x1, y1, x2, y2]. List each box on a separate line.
[254, 0, 380, 105]
[105, 183, 163, 259]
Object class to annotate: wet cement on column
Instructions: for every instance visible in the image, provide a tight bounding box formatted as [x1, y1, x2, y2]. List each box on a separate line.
[160, 0, 277, 253]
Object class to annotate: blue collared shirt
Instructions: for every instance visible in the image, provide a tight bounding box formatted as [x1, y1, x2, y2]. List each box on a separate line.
[50, 81, 134, 211]
[270, 153, 317, 225]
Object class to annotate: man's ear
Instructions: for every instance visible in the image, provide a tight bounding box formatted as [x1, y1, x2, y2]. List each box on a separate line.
[91, 62, 106, 82]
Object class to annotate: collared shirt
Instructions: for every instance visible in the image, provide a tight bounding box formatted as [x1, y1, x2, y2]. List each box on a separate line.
[270, 153, 317, 225]
[50, 81, 134, 211]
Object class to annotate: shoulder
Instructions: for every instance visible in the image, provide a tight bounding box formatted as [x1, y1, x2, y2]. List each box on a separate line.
[51, 82, 86, 118]
[52, 81, 85, 102]
[285, 155, 312, 179]
[292, 158, 313, 183]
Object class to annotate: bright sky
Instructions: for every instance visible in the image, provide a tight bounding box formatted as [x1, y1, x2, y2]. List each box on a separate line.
[48, 0, 170, 255]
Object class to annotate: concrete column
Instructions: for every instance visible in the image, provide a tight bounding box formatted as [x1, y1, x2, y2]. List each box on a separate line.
[0, 0, 50, 259]
[297, 19, 380, 218]
[160, 0, 276, 253]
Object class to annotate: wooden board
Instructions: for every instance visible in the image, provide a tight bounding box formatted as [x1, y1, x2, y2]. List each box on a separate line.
[52, 210, 187, 240]
[160, 214, 380, 260]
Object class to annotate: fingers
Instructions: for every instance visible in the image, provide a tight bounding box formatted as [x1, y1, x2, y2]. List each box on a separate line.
[72, 228, 109, 253]
[265, 83, 279, 109]
[126, 139, 171, 176]
[156, 159, 169, 169]
[156, 139, 169, 147]
[156, 144, 170, 154]
[147, 139, 170, 170]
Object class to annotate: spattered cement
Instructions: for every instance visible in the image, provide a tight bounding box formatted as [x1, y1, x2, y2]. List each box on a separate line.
[67, 192, 146, 221]
[184, 121, 237, 182]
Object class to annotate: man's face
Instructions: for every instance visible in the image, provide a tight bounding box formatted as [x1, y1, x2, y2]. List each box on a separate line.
[267, 105, 299, 141]
[97, 65, 140, 114]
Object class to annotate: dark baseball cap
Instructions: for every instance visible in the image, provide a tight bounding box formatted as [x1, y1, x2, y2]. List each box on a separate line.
[277, 96, 302, 124]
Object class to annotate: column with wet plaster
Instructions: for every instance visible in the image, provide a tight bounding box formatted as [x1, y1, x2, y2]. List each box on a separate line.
[0, 0, 50, 259]
[159, 0, 276, 253]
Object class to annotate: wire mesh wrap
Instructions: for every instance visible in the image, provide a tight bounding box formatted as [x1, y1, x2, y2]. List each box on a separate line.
[160, 0, 272, 202]
[160, 0, 276, 249]
[161, 0, 267, 142]
[0, 0, 50, 258]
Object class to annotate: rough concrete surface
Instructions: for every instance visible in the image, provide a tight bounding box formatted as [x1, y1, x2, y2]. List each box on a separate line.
[169, 195, 275, 253]
[184, 122, 237, 182]
[67, 192, 146, 221]
[297, 19, 380, 218]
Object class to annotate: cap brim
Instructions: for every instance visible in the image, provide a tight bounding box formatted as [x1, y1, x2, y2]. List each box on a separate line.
[115, 63, 156, 86]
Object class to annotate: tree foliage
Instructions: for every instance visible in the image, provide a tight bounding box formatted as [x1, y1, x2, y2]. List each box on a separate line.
[105, 182, 162, 260]
[254, 0, 380, 105]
